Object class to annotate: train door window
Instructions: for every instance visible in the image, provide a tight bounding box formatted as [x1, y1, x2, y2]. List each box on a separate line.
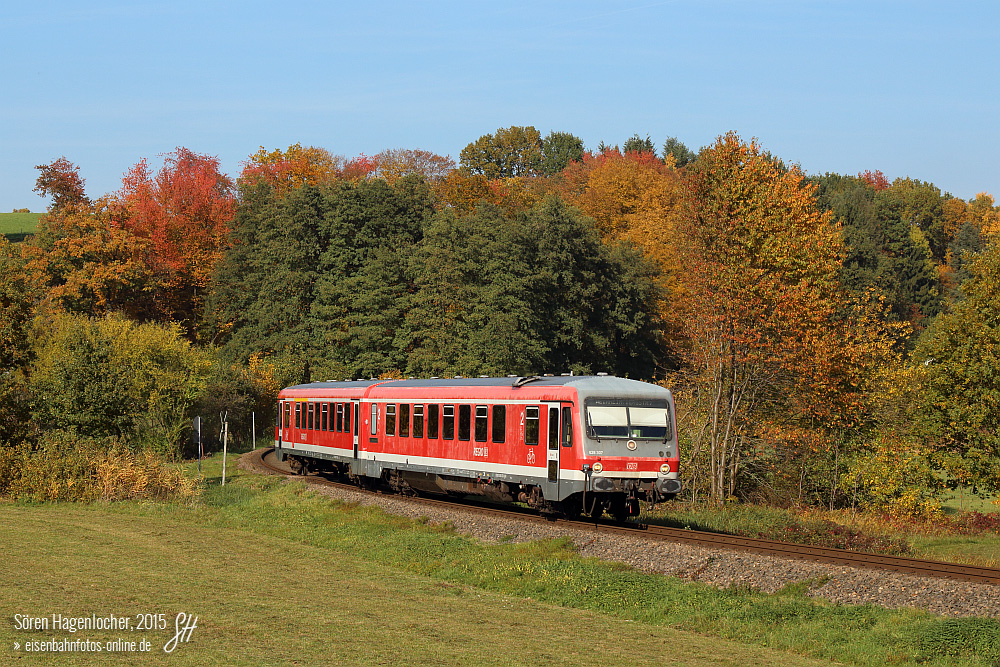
[474, 406, 488, 442]
[369, 403, 377, 435]
[524, 406, 539, 445]
[320, 403, 328, 431]
[295, 403, 301, 429]
[413, 404, 424, 438]
[399, 404, 410, 437]
[284, 402, 291, 429]
[337, 403, 345, 432]
[428, 405, 440, 439]
[347, 403, 354, 434]
[443, 405, 455, 440]
[492, 405, 506, 443]
[548, 407, 559, 450]
[458, 405, 472, 441]
[562, 406, 573, 447]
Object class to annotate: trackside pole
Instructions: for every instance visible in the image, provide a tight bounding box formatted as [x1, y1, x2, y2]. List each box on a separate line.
[252, 411, 256, 450]
[221, 412, 229, 486]
[193, 416, 202, 474]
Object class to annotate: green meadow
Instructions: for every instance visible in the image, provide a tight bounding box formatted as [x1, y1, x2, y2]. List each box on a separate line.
[1, 452, 998, 667]
[0, 211, 41, 242]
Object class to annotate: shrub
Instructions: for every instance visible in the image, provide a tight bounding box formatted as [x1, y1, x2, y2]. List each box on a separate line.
[0, 432, 199, 502]
[840, 431, 941, 518]
[29, 312, 212, 458]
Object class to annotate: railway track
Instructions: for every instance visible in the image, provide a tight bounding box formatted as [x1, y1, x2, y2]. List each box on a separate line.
[248, 447, 1000, 586]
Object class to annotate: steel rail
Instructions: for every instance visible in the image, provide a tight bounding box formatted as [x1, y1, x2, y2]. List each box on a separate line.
[249, 447, 1000, 585]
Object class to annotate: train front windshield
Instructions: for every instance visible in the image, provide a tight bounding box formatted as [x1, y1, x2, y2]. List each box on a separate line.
[586, 399, 672, 440]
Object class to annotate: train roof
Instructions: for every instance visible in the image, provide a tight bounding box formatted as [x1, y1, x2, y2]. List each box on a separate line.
[282, 375, 670, 397]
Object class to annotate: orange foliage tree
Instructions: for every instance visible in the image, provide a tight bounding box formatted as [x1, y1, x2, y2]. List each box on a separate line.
[673, 133, 899, 503]
[240, 143, 379, 195]
[22, 199, 152, 320]
[112, 148, 235, 331]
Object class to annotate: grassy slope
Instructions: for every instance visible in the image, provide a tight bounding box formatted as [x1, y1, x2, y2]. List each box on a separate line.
[2, 454, 998, 667]
[0, 211, 41, 232]
[0, 211, 41, 242]
[0, 504, 835, 667]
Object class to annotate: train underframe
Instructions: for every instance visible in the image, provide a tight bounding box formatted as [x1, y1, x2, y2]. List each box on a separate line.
[278, 448, 677, 522]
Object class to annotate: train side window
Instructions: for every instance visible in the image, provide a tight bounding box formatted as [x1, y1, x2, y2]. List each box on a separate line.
[386, 404, 397, 436]
[524, 406, 539, 445]
[337, 403, 345, 432]
[320, 403, 328, 431]
[399, 404, 410, 437]
[428, 404, 440, 439]
[369, 403, 377, 435]
[548, 407, 559, 450]
[492, 405, 506, 443]
[295, 403, 301, 429]
[413, 404, 424, 438]
[562, 406, 573, 447]
[458, 405, 472, 441]
[308, 403, 315, 431]
[284, 402, 291, 429]
[347, 402, 353, 434]
[474, 405, 488, 442]
[443, 405, 455, 440]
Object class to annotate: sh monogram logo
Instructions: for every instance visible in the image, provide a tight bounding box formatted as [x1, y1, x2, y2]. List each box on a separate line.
[163, 613, 198, 653]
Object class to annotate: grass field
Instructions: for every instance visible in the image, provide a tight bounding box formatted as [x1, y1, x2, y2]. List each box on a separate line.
[0, 211, 41, 242]
[1, 453, 998, 667]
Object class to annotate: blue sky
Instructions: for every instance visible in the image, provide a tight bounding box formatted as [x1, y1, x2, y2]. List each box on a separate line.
[3, 1, 997, 211]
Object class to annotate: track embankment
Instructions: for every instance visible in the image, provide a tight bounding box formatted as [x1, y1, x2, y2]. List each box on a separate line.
[242, 447, 1000, 618]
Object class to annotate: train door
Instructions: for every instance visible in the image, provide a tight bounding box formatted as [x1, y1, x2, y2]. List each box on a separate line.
[277, 400, 285, 446]
[541, 401, 561, 501]
[352, 400, 360, 458]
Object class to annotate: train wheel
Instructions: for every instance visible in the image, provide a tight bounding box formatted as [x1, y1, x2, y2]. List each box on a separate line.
[608, 495, 629, 522]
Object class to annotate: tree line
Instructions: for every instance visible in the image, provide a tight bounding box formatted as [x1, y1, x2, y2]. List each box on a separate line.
[2, 128, 999, 512]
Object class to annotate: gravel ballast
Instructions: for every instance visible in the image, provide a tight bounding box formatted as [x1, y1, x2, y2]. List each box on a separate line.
[240, 451, 999, 619]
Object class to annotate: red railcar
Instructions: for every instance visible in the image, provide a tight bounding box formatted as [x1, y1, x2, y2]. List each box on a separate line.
[274, 375, 680, 519]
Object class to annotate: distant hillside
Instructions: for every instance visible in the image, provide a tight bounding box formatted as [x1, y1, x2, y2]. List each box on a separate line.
[0, 211, 42, 242]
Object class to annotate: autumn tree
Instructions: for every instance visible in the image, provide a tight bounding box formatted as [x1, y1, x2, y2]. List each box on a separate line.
[21, 200, 152, 319]
[375, 148, 455, 183]
[240, 143, 340, 194]
[675, 132, 851, 503]
[113, 147, 236, 332]
[459, 126, 543, 178]
[913, 242, 1000, 496]
[33, 157, 89, 211]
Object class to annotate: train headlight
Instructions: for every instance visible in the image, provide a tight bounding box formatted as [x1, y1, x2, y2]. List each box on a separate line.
[593, 461, 603, 474]
[659, 463, 670, 474]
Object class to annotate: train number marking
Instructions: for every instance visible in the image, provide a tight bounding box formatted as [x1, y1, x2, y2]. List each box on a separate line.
[473, 446, 489, 457]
